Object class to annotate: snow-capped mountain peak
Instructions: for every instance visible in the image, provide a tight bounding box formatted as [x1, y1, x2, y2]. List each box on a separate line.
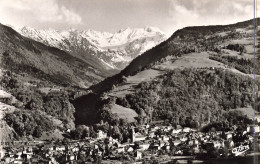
[18, 26, 167, 70]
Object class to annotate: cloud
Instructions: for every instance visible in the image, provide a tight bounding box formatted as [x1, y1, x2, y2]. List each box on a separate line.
[31, 0, 82, 24]
[0, 0, 257, 35]
[166, 0, 254, 36]
[0, 0, 82, 28]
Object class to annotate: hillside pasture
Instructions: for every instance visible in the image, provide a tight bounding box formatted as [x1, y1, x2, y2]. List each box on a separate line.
[230, 106, 260, 123]
[0, 89, 12, 98]
[108, 50, 260, 99]
[230, 106, 256, 120]
[38, 87, 61, 94]
[111, 104, 138, 123]
[221, 49, 254, 59]
[154, 52, 226, 70]
[108, 68, 162, 98]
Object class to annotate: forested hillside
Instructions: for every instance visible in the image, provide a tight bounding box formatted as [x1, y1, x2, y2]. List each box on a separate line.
[0, 70, 82, 139]
[74, 18, 260, 130]
[116, 68, 259, 127]
[0, 23, 103, 139]
[90, 18, 259, 94]
[0, 23, 109, 88]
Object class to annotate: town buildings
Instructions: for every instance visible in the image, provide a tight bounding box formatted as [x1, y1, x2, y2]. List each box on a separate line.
[1, 124, 259, 163]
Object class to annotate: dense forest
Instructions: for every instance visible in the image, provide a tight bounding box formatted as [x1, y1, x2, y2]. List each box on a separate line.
[1, 73, 76, 122]
[209, 55, 260, 74]
[5, 110, 55, 138]
[116, 68, 259, 128]
[201, 110, 253, 132]
[0, 71, 83, 138]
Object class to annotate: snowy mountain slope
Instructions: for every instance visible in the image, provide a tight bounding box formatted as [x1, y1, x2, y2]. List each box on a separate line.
[18, 26, 167, 70]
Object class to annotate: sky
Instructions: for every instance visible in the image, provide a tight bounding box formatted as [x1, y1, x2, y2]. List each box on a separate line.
[0, 0, 258, 36]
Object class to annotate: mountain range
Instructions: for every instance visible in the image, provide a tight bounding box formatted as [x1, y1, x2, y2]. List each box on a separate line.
[0, 18, 260, 141]
[18, 26, 166, 70]
[0, 24, 108, 88]
[74, 18, 260, 125]
[0, 23, 166, 140]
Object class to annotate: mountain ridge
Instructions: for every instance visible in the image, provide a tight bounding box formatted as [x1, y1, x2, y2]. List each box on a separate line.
[0, 23, 110, 88]
[89, 18, 260, 94]
[17, 26, 167, 70]
[70, 18, 260, 125]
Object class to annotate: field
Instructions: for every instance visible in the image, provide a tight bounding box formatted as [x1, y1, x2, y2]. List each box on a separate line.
[230, 106, 260, 123]
[108, 49, 260, 99]
[221, 49, 254, 59]
[155, 52, 260, 80]
[38, 87, 62, 94]
[0, 89, 12, 98]
[108, 68, 162, 98]
[219, 27, 259, 55]
[110, 104, 138, 123]
[230, 106, 256, 120]
[154, 52, 226, 70]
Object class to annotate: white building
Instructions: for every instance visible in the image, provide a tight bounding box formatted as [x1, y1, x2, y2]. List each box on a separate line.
[247, 125, 260, 133]
[134, 151, 142, 160]
[183, 127, 191, 133]
[225, 132, 233, 140]
[132, 128, 146, 142]
[97, 130, 107, 139]
[162, 135, 170, 141]
[0, 145, 5, 159]
[139, 143, 150, 151]
[172, 129, 182, 134]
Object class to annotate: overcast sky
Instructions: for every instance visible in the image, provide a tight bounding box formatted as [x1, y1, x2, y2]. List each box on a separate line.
[0, 0, 257, 36]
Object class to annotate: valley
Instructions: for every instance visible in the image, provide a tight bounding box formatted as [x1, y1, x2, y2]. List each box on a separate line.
[0, 18, 260, 163]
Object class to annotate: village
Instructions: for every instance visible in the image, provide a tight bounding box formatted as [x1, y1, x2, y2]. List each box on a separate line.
[0, 122, 260, 164]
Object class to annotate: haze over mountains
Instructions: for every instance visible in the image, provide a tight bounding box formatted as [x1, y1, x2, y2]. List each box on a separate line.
[18, 26, 166, 70]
